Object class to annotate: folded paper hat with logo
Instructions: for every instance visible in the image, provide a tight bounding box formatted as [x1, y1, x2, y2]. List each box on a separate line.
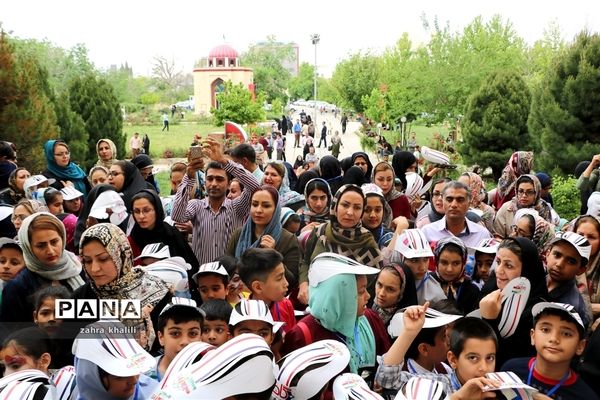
[421, 146, 456, 168]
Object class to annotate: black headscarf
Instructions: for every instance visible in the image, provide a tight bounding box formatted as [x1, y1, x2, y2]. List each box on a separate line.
[340, 157, 353, 174]
[351, 152, 373, 182]
[342, 166, 367, 186]
[296, 170, 320, 196]
[120, 161, 154, 211]
[392, 151, 417, 191]
[319, 155, 343, 195]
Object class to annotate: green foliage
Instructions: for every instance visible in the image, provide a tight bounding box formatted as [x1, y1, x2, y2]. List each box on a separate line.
[53, 92, 88, 165]
[140, 92, 160, 105]
[210, 81, 265, 126]
[331, 52, 381, 112]
[69, 74, 125, 169]
[528, 31, 600, 174]
[551, 175, 580, 222]
[271, 98, 283, 115]
[0, 32, 59, 172]
[460, 70, 532, 180]
[288, 62, 315, 100]
[359, 134, 377, 153]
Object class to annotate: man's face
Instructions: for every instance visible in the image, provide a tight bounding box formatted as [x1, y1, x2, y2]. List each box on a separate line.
[443, 187, 469, 220]
[205, 168, 229, 199]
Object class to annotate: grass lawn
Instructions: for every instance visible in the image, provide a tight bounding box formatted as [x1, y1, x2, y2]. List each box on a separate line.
[122, 122, 221, 159]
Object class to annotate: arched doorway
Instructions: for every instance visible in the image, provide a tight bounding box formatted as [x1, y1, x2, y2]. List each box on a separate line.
[211, 78, 225, 109]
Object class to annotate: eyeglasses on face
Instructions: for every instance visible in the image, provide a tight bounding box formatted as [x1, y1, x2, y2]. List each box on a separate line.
[516, 189, 535, 197]
[54, 151, 70, 157]
[109, 171, 124, 177]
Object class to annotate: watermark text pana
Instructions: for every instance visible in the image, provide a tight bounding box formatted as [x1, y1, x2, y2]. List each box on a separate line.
[56, 299, 142, 319]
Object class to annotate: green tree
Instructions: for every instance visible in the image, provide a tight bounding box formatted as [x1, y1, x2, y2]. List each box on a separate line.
[331, 51, 381, 113]
[460, 71, 532, 180]
[528, 31, 600, 173]
[0, 31, 59, 172]
[53, 92, 88, 165]
[69, 74, 125, 169]
[211, 81, 265, 125]
[288, 62, 315, 100]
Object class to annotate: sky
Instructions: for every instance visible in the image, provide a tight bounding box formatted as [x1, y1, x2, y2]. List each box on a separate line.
[2, 0, 599, 78]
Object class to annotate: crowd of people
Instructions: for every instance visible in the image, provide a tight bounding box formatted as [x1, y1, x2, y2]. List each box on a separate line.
[0, 125, 599, 399]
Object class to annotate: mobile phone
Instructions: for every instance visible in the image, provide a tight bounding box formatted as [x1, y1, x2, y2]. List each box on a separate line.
[189, 145, 203, 159]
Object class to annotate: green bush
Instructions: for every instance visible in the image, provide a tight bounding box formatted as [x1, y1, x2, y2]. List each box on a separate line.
[551, 175, 580, 222]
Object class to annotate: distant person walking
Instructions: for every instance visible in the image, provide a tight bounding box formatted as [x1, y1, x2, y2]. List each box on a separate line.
[162, 113, 169, 132]
[129, 132, 142, 158]
[341, 113, 348, 134]
[293, 119, 302, 148]
[171, 104, 176, 118]
[142, 134, 150, 155]
[318, 121, 327, 148]
[330, 130, 343, 159]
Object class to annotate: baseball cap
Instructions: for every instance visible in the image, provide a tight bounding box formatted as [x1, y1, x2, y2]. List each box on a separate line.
[308, 252, 380, 288]
[549, 231, 591, 266]
[532, 302, 585, 332]
[191, 261, 229, 282]
[395, 229, 434, 259]
[361, 183, 384, 198]
[229, 299, 284, 332]
[388, 307, 462, 338]
[332, 373, 384, 400]
[134, 242, 171, 261]
[273, 340, 350, 400]
[60, 186, 83, 201]
[469, 238, 501, 254]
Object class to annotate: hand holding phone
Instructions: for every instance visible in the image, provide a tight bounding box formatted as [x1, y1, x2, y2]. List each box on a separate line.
[189, 145, 203, 160]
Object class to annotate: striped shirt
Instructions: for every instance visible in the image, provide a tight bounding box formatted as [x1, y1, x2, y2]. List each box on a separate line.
[171, 160, 259, 264]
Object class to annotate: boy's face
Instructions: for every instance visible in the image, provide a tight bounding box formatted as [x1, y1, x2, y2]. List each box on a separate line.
[157, 320, 202, 361]
[197, 274, 228, 302]
[202, 319, 231, 346]
[255, 263, 288, 303]
[531, 314, 586, 365]
[232, 320, 274, 345]
[0, 247, 25, 282]
[404, 257, 430, 281]
[447, 338, 496, 384]
[546, 242, 585, 284]
[102, 374, 139, 399]
[437, 249, 464, 283]
[420, 327, 450, 366]
[475, 253, 494, 282]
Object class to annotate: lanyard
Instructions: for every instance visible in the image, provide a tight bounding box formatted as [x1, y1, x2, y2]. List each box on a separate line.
[527, 360, 570, 397]
[415, 273, 430, 293]
[274, 302, 282, 321]
[449, 371, 462, 391]
[133, 383, 139, 400]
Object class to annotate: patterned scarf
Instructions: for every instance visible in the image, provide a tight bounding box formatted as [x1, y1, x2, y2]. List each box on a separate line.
[373, 162, 403, 202]
[95, 139, 117, 169]
[497, 151, 534, 201]
[513, 208, 555, 253]
[299, 178, 331, 223]
[432, 236, 468, 300]
[509, 174, 553, 222]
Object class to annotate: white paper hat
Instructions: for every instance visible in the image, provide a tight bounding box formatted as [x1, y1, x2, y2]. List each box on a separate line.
[587, 191, 600, 216]
[404, 172, 424, 201]
[143, 256, 191, 293]
[388, 307, 462, 338]
[191, 261, 229, 282]
[72, 320, 155, 376]
[498, 277, 530, 338]
[134, 242, 171, 260]
[155, 341, 215, 393]
[394, 376, 448, 400]
[151, 333, 275, 400]
[0, 381, 50, 400]
[421, 146, 451, 166]
[308, 252, 380, 288]
[273, 340, 350, 400]
[60, 186, 83, 201]
[0, 205, 13, 221]
[0, 369, 50, 390]
[23, 175, 55, 198]
[469, 237, 501, 254]
[159, 297, 205, 318]
[51, 365, 78, 400]
[395, 229, 434, 259]
[483, 372, 538, 397]
[88, 190, 128, 225]
[332, 373, 384, 400]
[229, 299, 284, 332]
[532, 302, 585, 331]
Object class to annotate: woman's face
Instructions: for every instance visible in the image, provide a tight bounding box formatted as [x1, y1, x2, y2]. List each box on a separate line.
[374, 169, 394, 195]
[375, 269, 402, 309]
[432, 182, 446, 214]
[11, 205, 31, 231]
[577, 221, 600, 257]
[170, 170, 184, 192]
[353, 156, 368, 175]
[512, 216, 533, 239]
[47, 194, 64, 215]
[0, 341, 48, 376]
[31, 229, 63, 267]
[336, 191, 364, 229]
[362, 196, 384, 229]
[263, 166, 283, 189]
[404, 257, 429, 281]
[91, 169, 109, 187]
[516, 182, 536, 207]
[53, 144, 70, 168]
[81, 240, 119, 287]
[108, 165, 125, 192]
[132, 198, 157, 230]
[356, 275, 370, 317]
[307, 188, 328, 214]
[227, 181, 242, 200]
[97, 141, 113, 161]
[405, 162, 417, 173]
[495, 247, 523, 289]
[15, 169, 31, 192]
[250, 190, 276, 227]
[64, 197, 82, 214]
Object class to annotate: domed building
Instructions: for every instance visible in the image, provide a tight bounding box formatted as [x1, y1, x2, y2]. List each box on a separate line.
[193, 44, 254, 115]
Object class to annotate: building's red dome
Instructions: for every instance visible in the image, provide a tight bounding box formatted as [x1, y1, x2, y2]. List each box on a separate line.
[208, 44, 238, 59]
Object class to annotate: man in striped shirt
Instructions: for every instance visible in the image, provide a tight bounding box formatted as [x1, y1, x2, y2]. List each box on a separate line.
[171, 138, 260, 264]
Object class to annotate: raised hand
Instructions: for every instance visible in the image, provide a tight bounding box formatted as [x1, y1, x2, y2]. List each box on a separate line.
[479, 289, 503, 320]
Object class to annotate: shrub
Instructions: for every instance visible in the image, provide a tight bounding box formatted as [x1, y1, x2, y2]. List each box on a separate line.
[551, 175, 580, 222]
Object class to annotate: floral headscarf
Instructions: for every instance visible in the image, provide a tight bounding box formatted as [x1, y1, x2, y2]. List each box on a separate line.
[433, 236, 468, 300]
[497, 151, 534, 201]
[510, 174, 553, 222]
[513, 208, 555, 253]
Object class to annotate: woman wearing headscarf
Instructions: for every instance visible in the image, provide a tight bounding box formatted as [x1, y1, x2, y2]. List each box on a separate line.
[342, 166, 367, 186]
[298, 178, 332, 233]
[0, 167, 30, 205]
[226, 185, 301, 289]
[351, 152, 373, 183]
[108, 160, 155, 211]
[370, 263, 418, 328]
[372, 161, 412, 220]
[131, 154, 160, 194]
[511, 208, 555, 254]
[319, 155, 344, 195]
[493, 174, 558, 238]
[295, 169, 319, 197]
[262, 162, 305, 211]
[0, 213, 85, 322]
[458, 172, 496, 233]
[42, 140, 91, 196]
[479, 237, 548, 366]
[493, 151, 534, 210]
[298, 184, 383, 304]
[142, 134, 150, 156]
[392, 151, 417, 191]
[573, 215, 600, 327]
[361, 183, 393, 248]
[95, 138, 117, 169]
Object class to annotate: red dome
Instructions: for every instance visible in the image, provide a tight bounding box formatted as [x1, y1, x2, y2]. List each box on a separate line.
[208, 44, 238, 59]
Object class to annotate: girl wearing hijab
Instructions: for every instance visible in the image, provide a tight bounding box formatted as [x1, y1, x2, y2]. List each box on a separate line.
[108, 160, 154, 211]
[371, 263, 418, 328]
[458, 172, 496, 232]
[298, 178, 332, 233]
[298, 184, 383, 305]
[372, 162, 412, 220]
[0, 167, 30, 205]
[573, 215, 600, 326]
[0, 213, 85, 322]
[493, 151, 534, 209]
[132, 154, 161, 194]
[226, 185, 301, 289]
[95, 138, 117, 169]
[416, 178, 452, 228]
[361, 183, 394, 248]
[262, 162, 305, 211]
[42, 139, 91, 196]
[319, 155, 344, 195]
[89, 166, 110, 187]
[479, 237, 548, 366]
[431, 237, 480, 314]
[351, 152, 373, 182]
[493, 174, 558, 238]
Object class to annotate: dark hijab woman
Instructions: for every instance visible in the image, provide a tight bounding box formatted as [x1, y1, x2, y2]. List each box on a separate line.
[342, 166, 368, 186]
[42, 140, 91, 196]
[351, 152, 373, 182]
[108, 160, 154, 211]
[0, 167, 30, 205]
[391, 151, 417, 191]
[319, 155, 344, 195]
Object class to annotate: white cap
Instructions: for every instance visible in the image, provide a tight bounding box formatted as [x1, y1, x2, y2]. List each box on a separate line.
[60, 186, 83, 201]
[50, 366, 78, 400]
[192, 261, 229, 282]
[332, 373, 384, 400]
[388, 307, 462, 338]
[395, 229, 434, 259]
[229, 299, 284, 332]
[23, 175, 55, 196]
[159, 297, 204, 317]
[532, 302, 585, 331]
[550, 231, 592, 265]
[587, 192, 600, 216]
[469, 238, 501, 254]
[154, 342, 215, 394]
[88, 191, 128, 225]
[134, 242, 171, 261]
[361, 183, 384, 198]
[308, 252, 380, 288]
